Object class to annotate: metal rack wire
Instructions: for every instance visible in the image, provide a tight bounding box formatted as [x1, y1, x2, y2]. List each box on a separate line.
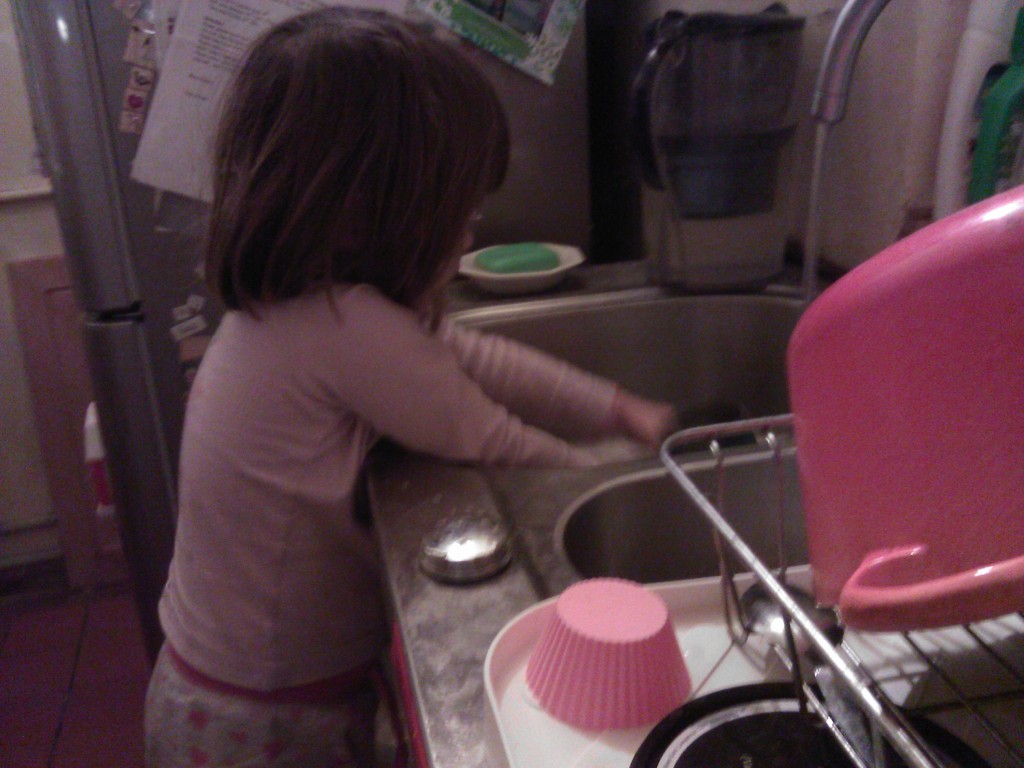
[661, 415, 1024, 768]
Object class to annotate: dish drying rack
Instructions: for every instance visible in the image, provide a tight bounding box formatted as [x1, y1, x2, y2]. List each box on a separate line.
[660, 415, 1024, 768]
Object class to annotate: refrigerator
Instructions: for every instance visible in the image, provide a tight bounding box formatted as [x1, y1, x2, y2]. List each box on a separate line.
[11, 0, 591, 661]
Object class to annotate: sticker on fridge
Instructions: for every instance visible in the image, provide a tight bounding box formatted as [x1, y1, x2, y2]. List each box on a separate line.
[118, 66, 157, 134]
[410, 0, 583, 84]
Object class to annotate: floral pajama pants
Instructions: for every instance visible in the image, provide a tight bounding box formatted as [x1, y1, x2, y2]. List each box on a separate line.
[144, 646, 384, 768]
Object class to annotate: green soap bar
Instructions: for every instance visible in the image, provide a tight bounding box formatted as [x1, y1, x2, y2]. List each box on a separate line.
[474, 243, 560, 274]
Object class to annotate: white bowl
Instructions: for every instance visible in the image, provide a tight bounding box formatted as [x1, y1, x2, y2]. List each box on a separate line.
[459, 243, 585, 296]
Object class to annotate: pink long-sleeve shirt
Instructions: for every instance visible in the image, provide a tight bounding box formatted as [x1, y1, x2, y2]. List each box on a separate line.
[159, 284, 620, 690]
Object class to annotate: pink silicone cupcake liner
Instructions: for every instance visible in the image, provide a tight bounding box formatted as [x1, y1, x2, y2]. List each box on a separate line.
[525, 578, 691, 731]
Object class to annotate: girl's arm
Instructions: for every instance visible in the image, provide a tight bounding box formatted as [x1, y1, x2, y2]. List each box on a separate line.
[324, 287, 625, 467]
[438, 320, 677, 447]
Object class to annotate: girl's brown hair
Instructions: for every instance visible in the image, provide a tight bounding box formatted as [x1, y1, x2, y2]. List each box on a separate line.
[206, 8, 509, 312]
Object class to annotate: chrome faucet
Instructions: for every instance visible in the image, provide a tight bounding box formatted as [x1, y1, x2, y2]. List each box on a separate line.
[801, 0, 893, 299]
[812, 0, 893, 124]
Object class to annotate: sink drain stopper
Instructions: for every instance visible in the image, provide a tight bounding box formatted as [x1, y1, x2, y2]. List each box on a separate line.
[420, 515, 511, 584]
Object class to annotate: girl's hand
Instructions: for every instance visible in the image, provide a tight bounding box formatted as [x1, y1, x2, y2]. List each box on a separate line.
[609, 388, 678, 448]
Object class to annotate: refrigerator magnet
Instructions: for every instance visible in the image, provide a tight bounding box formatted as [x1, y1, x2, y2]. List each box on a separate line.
[170, 314, 208, 342]
[129, 66, 156, 92]
[172, 295, 206, 323]
[172, 304, 195, 323]
[119, 86, 150, 135]
[119, 111, 145, 135]
[124, 18, 157, 68]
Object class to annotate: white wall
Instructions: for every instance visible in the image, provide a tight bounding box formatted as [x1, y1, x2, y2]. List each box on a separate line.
[1, 0, 64, 564]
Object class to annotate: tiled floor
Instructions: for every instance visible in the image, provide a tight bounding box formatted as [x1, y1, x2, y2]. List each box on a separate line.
[0, 572, 150, 768]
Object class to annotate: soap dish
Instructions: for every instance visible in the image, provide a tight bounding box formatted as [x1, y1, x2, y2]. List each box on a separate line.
[459, 243, 584, 296]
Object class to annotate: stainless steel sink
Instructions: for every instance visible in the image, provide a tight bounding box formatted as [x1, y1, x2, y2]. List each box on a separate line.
[554, 460, 808, 584]
[451, 288, 803, 427]
[452, 287, 808, 583]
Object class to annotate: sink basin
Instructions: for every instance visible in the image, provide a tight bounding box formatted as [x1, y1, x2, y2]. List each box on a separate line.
[453, 287, 809, 583]
[451, 288, 803, 426]
[557, 461, 808, 584]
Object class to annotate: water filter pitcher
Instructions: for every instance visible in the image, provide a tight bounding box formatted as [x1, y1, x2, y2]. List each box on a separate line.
[631, 5, 805, 290]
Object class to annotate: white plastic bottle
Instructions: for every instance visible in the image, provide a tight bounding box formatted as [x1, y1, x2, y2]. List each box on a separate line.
[934, 0, 1023, 219]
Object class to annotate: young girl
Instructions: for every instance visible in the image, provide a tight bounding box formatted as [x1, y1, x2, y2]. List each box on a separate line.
[145, 8, 676, 767]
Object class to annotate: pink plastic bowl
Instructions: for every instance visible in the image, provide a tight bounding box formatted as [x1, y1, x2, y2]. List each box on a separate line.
[525, 578, 691, 731]
[787, 185, 1024, 628]
[838, 544, 1024, 632]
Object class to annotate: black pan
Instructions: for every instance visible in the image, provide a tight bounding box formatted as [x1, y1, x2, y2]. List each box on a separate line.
[630, 683, 990, 768]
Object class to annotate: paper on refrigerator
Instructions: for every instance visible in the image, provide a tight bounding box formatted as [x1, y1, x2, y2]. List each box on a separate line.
[131, 0, 408, 201]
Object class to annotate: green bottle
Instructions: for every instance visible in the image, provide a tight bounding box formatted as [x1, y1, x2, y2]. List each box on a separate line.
[968, 7, 1024, 203]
